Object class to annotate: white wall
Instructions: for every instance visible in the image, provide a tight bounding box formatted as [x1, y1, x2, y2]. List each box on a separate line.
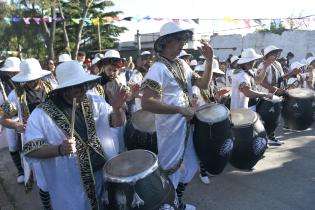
[210, 30, 315, 62]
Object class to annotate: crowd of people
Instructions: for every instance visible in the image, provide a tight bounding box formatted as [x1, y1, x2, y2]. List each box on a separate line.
[0, 21, 315, 210]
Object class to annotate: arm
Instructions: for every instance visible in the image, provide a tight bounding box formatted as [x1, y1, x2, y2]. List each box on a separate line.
[195, 42, 214, 89]
[240, 85, 271, 99]
[141, 87, 194, 120]
[26, 138, 76, 159]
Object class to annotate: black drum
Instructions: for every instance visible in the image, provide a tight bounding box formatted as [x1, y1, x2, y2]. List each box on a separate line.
[103, 150, 178, 210]
[230, 109, 268, 170]
[193, 103, 234, 175]
[256, 95, 282, 135]
[282, 88, 315, 130]
[124, 110, 158, 154]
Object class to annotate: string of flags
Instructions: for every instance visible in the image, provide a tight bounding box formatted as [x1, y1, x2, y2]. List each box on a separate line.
[1, 15, 315, 30]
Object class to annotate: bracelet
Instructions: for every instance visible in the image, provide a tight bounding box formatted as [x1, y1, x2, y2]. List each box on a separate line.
[58, 144, 63, 156]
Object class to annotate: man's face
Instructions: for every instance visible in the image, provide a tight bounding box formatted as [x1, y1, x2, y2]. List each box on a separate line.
[102, 64, 119, 79]
[62, 83, 91, 103]
[140, 55, 154, 70]
[165, 32, 190, 58]
[24, 79, 41, 90]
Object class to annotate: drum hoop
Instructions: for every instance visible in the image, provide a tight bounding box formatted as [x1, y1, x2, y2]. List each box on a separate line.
[287, 88, 315, 99]
[131, 110, 156, 133]
[231, 109, 258, 128]
[103, 150, 159, 183]
[196, 103, 230, 123]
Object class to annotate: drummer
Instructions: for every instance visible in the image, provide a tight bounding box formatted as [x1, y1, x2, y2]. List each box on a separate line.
[231, 48, 273, 110]
[286, 62, 306, 89]
[255, 45, 302, 145]
[23, 61, 127, 210]
[226, 55, 239, 87]
[141, 21, 214, 210]
[306, 56, 315, 89]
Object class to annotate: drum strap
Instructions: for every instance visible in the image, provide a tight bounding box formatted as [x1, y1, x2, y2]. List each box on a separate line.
[157, 56, 191, 175]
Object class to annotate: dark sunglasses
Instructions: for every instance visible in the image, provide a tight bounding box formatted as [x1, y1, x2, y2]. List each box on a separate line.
[109, 58, 125, 68]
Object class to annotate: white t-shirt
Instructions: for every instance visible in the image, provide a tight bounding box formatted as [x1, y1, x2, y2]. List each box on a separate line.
[231, 69, 253, 110]
[225, 68, 234, 87]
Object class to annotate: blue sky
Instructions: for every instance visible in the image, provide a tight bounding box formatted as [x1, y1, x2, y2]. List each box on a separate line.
[108, 0, 315, 41]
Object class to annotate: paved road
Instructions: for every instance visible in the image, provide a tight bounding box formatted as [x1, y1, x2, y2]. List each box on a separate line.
[0, 121, 315, 210]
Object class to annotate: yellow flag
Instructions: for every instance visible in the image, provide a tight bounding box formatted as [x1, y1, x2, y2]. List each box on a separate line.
[92, 17, 100, 26]
[223, 16, 234, 22]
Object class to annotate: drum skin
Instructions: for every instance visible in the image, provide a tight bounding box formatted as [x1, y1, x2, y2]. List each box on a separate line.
[282, 90, 314, 130]
[193, 112, 233, 175]
[124, 120, 158, 154]
[103, 150, 178, 210]
[105, 170, 177, 210]
[256, 99, 281, 135]
[230, 109, 268, 170]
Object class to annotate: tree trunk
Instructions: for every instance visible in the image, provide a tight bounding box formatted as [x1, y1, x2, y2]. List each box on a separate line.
[72, 0, 93, 60]
[58, 0, 71, 55]
[42, 6, 56, 60]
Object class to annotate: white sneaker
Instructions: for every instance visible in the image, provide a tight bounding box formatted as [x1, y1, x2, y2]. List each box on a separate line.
[268, 139, 284, 146]
[17, 175, 24, 184]
[199, 174, 210, 184]
[184, 204, 196, 210]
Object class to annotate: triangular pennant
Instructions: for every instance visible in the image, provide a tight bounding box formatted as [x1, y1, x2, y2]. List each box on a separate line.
[253, 19, 262, 25]
[273, 19, 281, 28]
[153, 17, 163, 21]
[172, 19, 180, 24]
[192, 19, 199, 24]
[72, 18, 81, 24]
[223, 16, 234, 22]
[33, 17, 41, 24]
[12, 17, 21, 22]
[91, 17, 100, 26]
[122, 17, 132, 21]
[23, 17, 31, 24]
[142, 16, 151, 20]
[243, 19, 251, 28]
[83, 18, 92, 24]
[103, 16, 113, 22]
[113, 16, 121, 21]
[4, 17, 11, 24]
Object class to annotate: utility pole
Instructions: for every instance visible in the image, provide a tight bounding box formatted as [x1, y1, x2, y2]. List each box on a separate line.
[136, 30, 141, 56]
[98, 22, 102, 53]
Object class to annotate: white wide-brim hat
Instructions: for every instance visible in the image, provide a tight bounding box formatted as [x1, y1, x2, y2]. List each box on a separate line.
[230, 55, 239, 64]
[141, 51, 152, 56]
[104, 50, 121, 59]
[12, 58, 51, 82]
[194, 59, 225, 75]
[263, 45, 282, 56]
[238, 48, 263, 65]
[55, 60, 100, 90]
[0, 57, 21, 72]
[307, 56, 315, 65]
[179, 50, 192, 58]
[289, 61, 304, 72]
[58, 54, 72, 63]
[154, 22, 193, 52]
[190, 59, 197, 66]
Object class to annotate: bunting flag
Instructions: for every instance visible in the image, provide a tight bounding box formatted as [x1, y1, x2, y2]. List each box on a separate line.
[1, 14, 315, 32]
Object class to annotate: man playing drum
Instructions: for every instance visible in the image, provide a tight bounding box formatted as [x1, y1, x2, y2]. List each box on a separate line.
[22, 61, 127, 210]
[141, 21, 214, 210]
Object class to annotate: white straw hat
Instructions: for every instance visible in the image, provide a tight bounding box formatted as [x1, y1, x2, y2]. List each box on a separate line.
[141, 51, 152, 56]
[58, 54, 72, 63]
[263, 45, 282, 56]
[55, 60, 100, 90]
[194, 59, 225, 75]
[289, 61, 304, 72]
[154, 22, 193, 52]
[12, 58, 51, 82]
[306, 56, 315, 65]
[237, 48, 262, 65]
[178, 50, 192, 58]
[0, 57, 21, 72]
[230, 55, 239, 64]
[190, 59, 197, 66]
[104, 50, 121, 59]
[91, 57, 100, 65]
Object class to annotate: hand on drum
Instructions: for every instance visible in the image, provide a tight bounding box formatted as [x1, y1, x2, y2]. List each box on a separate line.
[15, 122, 26, 133]
[178, 106, 195, 121]
[128, 82, 141, 97]
[215, 88, 230, 97]
[274, 88, 286, 96]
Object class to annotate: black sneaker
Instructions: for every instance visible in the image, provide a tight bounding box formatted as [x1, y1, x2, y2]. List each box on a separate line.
[268, 137, 284, 146]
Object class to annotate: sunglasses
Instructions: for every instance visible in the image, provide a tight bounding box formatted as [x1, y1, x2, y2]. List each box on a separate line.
[71, 82, 95, 91]
[109, 58, 125, 68]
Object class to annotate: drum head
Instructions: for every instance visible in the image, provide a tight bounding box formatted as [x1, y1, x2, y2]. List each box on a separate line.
[103, 149, 158, 183]
[195, 103, 229, 123]
[131, 110, 156, 133]
[287, 88, 315, 99]
[231, 109, 257, 127]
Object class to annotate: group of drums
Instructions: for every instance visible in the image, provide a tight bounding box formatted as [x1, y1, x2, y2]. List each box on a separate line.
[102, 87, 315, 209]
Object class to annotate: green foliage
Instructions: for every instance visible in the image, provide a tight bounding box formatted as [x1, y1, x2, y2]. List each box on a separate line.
[0, 0, 127, 60]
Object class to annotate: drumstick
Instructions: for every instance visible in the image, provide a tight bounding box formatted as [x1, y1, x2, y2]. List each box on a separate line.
[0, 81, 8, 101]
[69, 97, 76, 157]
[70, 97, 76, 139]
[196, 103, 212, 112]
